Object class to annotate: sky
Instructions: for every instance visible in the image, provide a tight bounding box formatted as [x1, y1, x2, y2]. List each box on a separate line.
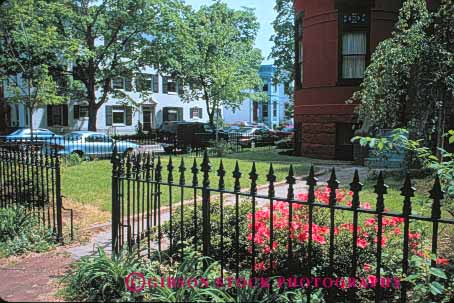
[184, 0, 276, 64]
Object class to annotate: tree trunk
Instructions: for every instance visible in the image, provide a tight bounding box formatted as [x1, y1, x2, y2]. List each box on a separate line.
[87, 78, 98, 131]
[88, 101, 97, 131]
[203, 91, 215, 128]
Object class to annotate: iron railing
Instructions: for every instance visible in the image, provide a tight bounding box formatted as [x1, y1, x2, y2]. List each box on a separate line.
[0, 143, 72, 242]
[111, 149, 454, 301]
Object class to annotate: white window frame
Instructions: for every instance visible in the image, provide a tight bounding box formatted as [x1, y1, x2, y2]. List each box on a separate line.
[341, 32, 367, 79]
[112, 106, 126, 126]
[167, 78, 177, 94]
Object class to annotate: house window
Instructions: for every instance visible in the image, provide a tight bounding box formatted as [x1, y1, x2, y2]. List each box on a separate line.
[262, 103, 268, 120]
[190, 107, 203, 119]
[112, 78, 124, 89]
[73, 105, 89, 119]
[273, 84, 277, 93]
[263, 83, 268, 92]
[338, 10, 369, 81]
[136, 74, 159, 93]
[162, 76, 178, 94]
[163, 107, 183, 122]
[341, 32, 367, 79]
[136, 74, 152, 92]
[295, 13, 304, 89]
[112, 77, 132, 91]
[273, 101, 277, 117]
[105, 106, 132, 126]
[113, 107, 126, 125]
[47, 105, 68, 126]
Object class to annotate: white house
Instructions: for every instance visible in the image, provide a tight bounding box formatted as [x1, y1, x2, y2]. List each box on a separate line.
[2, 67, 210, 135]
[223, 65, 292, 129]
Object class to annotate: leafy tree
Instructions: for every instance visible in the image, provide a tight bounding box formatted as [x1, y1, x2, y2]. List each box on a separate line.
[153, 1, 264, 128]
[0, 0, 76, 134]
[55, 0, 181, 131]
[269, 0, 294, 93]
[350, 0, 454, 152]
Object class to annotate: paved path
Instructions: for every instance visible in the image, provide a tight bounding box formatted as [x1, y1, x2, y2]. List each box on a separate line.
[65, 164, 369, 259]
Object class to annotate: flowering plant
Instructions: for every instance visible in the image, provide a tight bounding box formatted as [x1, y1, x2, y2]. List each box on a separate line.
[246, 187, 445, 277]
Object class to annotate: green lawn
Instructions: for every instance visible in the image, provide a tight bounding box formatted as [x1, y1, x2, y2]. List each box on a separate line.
[61, 153, 311, 212]
[61, 149, 437, 218]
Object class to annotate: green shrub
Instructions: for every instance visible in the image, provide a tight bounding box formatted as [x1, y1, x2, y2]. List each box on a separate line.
[62, 247, 148, 302]
[161, 200, 251, 270]
[0, 207, 54, 257]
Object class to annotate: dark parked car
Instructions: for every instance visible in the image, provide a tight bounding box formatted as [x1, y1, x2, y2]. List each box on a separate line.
[275, 127, 295, 139]
[159, 122, 228, 153]
[236, 127, 277, 148]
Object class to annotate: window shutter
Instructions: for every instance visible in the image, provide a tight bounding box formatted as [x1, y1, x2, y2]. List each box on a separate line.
[153, 75, 159, 93]
[106, 106, 113, 126]
[178, 108, 183, 121]
[135, 79, 141, 92]
[163, 107, 169, 121]
[178, 80, 184, 95]
[62, 105, 69, 126]
[198, 108, 203, 119]
[126, 107, 133, 126]
[125, 78, 132, 91]
[74, 105, 80, 119]
[47, 105, 53, 127]
[162, 77, 168, 94]
[190, 108, 194, 119]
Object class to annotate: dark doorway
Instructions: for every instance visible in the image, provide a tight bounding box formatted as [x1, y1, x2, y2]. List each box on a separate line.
[143, 109, 153, 131]
[335, 123, 354, 161]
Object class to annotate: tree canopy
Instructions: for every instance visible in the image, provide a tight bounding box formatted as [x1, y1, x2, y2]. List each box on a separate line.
[0, 0, 77, 132]
[153, 1, 264, 127]
[55, 0, 182, 131]
[269, 0, 294, 91]
[351, 0, 454, 149]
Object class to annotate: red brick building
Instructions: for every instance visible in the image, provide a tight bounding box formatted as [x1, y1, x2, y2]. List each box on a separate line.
[294, 0, 438, 160]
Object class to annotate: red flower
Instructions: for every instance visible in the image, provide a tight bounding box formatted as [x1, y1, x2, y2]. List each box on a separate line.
[357, 238, 368, 249]
[368, 275, 377, 285]
[373, 235, 388, 247]
[364, 263, 372, 272]
[255, 262, 266, 271]
[365, 218, 376, 226]
[436, 258, 449, 265]
[361, 202, 372, 210]
[408, 232, 421, 240]
[313, 234, 327, 245]
[393, 228, 402, 235]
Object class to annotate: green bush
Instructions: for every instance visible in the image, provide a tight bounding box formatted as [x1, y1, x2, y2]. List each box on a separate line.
[161, 200, 251, 271]
[62, 247, 149, 302]
[0, 207, 54, 257]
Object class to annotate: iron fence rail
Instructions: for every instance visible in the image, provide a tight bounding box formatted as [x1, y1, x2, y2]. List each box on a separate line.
[111, 149, 454, 302]
[0, 143, 72, 242]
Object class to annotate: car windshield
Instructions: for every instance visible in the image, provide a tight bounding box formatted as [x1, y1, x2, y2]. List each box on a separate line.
[64, 133, 82, 141]
[10, 129, 29, 136]
[239, 128, 253, 134]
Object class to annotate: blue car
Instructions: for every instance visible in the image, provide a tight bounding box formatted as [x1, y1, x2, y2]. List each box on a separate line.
[45, 131, 139, 158]
[3, 128, 60, 142]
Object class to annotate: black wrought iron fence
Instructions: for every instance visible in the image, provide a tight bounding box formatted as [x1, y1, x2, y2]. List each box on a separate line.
[0, 144, 73, 242]
[111, 149, 454, 301]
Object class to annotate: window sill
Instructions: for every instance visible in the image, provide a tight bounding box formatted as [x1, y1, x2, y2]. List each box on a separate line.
[112, 124, 126, 127]
[167, 92, 177, 95]
[336, 79, 363, 87]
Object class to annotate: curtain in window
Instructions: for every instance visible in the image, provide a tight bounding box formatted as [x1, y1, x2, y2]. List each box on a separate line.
[342, 32, 366, 79]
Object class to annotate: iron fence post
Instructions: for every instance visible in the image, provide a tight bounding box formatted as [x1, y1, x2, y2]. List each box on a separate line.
[54, 152, 63, 243]
[111, 146, 120, 256]
[201, 150, 211, 258]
